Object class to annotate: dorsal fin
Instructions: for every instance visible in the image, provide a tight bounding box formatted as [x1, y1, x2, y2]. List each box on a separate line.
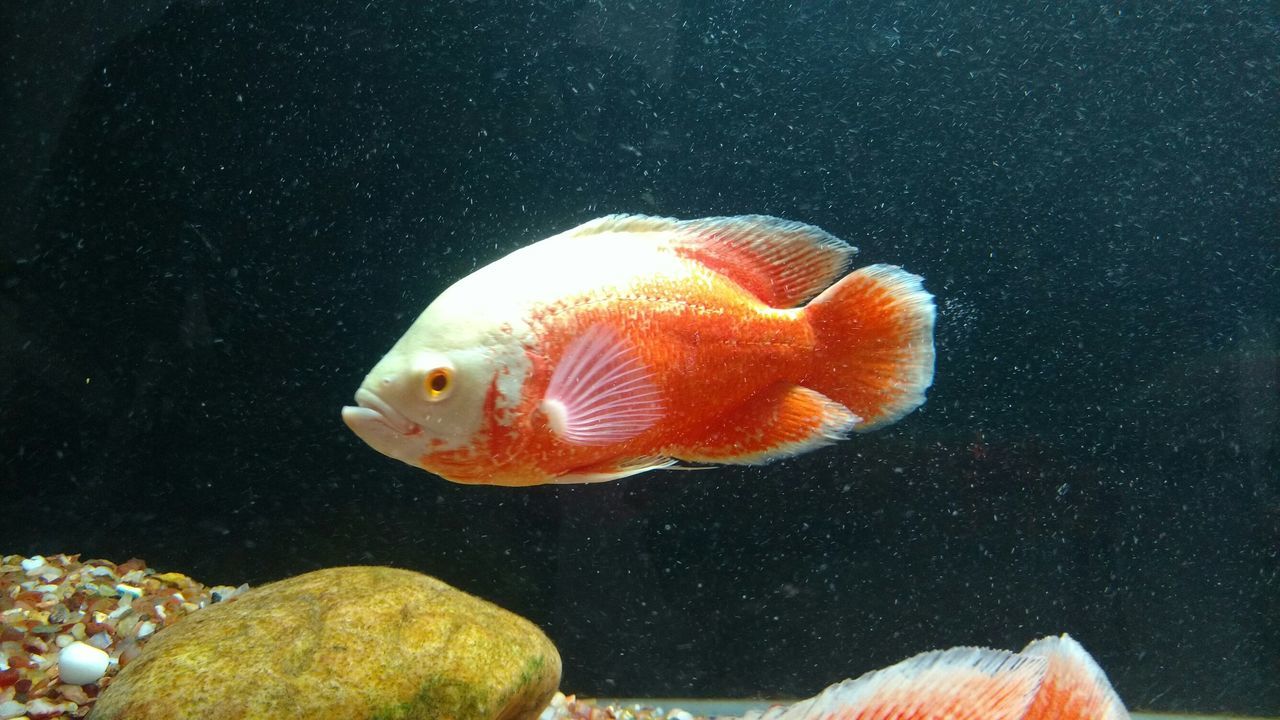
[559, 214, 682, 237]
[559, 214, 857, 308]
[741, 647, 1046, 720]
[1020, 635, 1131, 720]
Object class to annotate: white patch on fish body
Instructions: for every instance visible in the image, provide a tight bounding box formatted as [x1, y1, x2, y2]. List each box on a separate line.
[387, 304, 531, 429]
[417, 226, 697, 393]
[425, 227, 694, 330]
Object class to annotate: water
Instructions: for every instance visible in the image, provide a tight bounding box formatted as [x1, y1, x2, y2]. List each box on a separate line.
[2, 1, 1276, 717]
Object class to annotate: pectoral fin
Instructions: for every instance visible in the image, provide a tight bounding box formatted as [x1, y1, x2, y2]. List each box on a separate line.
[540, 324, 663, 446]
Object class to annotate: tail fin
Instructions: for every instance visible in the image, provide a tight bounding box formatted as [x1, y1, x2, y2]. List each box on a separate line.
[803, 264, 936, 431]
[1021, 635, 1131, 720]
[741, 647, 1045, 720]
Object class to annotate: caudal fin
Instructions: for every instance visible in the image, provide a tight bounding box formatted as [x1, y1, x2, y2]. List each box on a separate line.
[1021, 635, 1131, 720]
[804, 264, 936, 431]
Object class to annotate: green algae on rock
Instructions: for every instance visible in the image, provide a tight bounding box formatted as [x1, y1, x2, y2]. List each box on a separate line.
[86, 566, 561, 720]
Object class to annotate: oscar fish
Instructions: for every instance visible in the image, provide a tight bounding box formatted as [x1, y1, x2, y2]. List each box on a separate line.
[341, 214, 936, 486]
[740, 634, 1130, 720]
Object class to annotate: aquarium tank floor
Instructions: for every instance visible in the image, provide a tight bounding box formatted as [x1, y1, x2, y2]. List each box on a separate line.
[595, 700, 1275, 720]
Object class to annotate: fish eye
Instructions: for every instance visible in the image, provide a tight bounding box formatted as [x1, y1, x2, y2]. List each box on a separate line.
[423, 367, 453, 401]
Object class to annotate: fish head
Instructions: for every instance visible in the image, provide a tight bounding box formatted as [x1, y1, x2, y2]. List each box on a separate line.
[341, 345, 489, 468]
[345, 340, 524, 471]
[342, 292, 532, 476]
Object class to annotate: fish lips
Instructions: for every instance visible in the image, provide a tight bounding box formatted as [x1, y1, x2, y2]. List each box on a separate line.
[342, 389, 423, 463]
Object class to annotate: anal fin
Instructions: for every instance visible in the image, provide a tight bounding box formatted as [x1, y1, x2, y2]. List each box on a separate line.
[552, 456, 678, 484]
[678, 385, 859, 465]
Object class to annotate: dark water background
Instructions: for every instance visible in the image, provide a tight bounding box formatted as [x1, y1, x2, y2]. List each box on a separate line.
[2, 1, 1277, 715]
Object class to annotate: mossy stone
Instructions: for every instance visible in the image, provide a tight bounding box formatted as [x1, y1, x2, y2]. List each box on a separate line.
[88, 566, 560, 720]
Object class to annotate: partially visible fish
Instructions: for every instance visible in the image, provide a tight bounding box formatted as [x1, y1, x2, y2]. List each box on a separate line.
[740, 635, 1128, 720]
[342, 214, 936, 486]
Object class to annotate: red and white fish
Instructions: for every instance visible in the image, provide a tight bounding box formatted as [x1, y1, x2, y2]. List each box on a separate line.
[738, 634, 1129, 720]
[341, 214, 935, 486]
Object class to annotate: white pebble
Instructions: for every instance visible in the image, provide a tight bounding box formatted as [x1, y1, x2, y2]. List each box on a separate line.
[0, 699, 28, 719]
[667, 711, 694, 720]
[20, 555, 46, 573]
[59, 641, 110, 685]
[116, 583, 143, 599]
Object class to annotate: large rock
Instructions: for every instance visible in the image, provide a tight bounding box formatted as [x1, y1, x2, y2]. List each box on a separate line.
[88, 566, 560, 720]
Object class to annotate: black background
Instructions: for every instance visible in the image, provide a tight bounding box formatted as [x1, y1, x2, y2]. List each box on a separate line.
[2, 1, 1277, 715]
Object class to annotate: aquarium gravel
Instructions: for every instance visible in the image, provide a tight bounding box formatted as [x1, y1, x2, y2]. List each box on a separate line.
[0, 554, 247, 719]
[539, 692, 709, 720]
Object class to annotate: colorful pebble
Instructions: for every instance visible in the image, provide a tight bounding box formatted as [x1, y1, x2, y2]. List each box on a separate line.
[0, 554, 248, 718]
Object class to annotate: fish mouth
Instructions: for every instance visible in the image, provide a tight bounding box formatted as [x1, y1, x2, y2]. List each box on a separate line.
[342, 388, 420, 436]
